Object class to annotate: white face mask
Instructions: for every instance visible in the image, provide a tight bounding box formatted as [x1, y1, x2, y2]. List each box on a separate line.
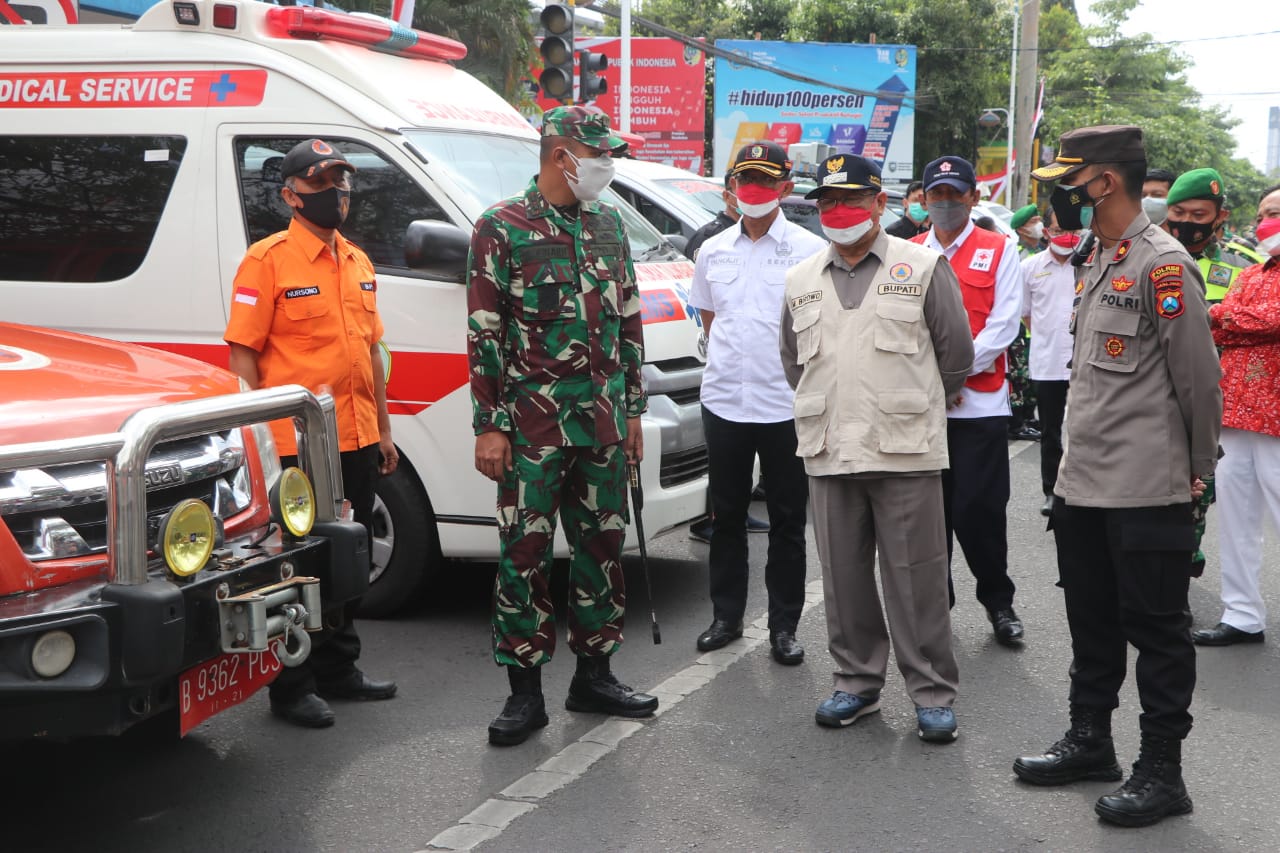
[1025, 221, 1045, 241]
[563, 150, 615, 202]
[822, 219, 874, 245]
[1048, 241, 1076, 257]
[1142, 196, 1168, 225]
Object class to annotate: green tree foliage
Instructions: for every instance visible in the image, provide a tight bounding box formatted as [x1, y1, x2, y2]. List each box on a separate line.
[1038, 0, 1265, 224]
[606, 0, 740, 41]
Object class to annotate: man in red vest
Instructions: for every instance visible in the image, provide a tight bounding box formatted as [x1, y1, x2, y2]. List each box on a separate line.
[912, 156, 1026, 645]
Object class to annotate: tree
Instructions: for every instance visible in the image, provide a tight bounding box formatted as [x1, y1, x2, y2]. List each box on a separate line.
[605, 0, 740, 40]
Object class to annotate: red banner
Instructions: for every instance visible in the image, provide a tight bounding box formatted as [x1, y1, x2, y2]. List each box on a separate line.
[537, 37, 706, 174]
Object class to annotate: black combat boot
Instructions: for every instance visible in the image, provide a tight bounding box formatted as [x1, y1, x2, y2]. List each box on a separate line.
[1094, 734, 1193, 827]
[488, 665, 549, 746]
[565, 656, 658, 718]
[1013, 704, 1124, 785]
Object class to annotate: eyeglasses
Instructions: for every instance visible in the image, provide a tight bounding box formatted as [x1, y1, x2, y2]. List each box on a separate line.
[815, 191, 877, 212]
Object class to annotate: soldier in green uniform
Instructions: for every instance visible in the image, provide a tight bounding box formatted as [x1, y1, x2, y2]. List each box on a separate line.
[467, 106, 657, 747]
[1165, 168, 1266, 573]
[1006, 204, 1042, 441]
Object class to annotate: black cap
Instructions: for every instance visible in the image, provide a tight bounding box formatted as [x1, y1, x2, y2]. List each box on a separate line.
[804, 154, 882, 199]
[281, 138, 356, 181]
[1032, 125, 1145, 182]
[731, 140, 791, 179]
[922, 156, 976, 193]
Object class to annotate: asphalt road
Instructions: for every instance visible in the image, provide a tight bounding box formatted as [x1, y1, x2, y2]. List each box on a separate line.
[7, 441, 1280, 852]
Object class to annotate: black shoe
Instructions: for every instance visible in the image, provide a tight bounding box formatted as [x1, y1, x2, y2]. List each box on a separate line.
[769, 631, 805, 665]
[746, 514, 770, 533]
[488, 665, 548, 746]
[1010, 425, 1042, 441]
[688, 517, 713, 544]
[1013, 705, 1123, 786]
[270, 692, 335, 728]
[317, 671, 398, 701]
[1192, 622, 1264, 646]
[565, 657, 658, 718]
[696, 618, 744, 651]
[988, 607, 1025, 645]
[1094, 735, 1193, 827]
[1041, 496, 1054, 517]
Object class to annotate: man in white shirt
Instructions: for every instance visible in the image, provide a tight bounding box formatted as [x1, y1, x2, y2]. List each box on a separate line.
[1020, 207, 1082, 517]
[688, 141, 826, 663]
[912, 155, 1026, 646]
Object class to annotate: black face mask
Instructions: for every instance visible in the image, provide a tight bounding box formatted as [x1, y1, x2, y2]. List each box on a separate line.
[1050, 180, 1093, 232]
[1165, 217, 1213, 249]
[295, 186, 350, 230]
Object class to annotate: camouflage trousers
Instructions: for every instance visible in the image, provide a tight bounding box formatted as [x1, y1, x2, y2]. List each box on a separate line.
[492, 443, 629, 668]
[1191, 474, 1216, 575]
[1007, 324, 1037, 425]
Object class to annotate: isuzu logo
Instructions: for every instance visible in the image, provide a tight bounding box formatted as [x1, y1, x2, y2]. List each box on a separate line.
[144, 463, 184, 488]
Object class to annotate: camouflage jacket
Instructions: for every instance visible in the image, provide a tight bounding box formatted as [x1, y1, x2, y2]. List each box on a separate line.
[467, 178, 646, 447]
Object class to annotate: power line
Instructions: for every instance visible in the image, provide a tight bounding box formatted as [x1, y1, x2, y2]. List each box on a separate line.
[922, 29, 1280, 54]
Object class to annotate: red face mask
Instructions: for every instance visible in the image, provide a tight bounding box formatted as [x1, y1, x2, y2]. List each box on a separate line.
[818, 206, 873, 229]
[735, 183, 781, 205]
[1049, 233, 1081, 249]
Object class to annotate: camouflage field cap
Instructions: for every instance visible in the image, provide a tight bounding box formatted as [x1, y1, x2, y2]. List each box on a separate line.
[542, 105, 627, 153]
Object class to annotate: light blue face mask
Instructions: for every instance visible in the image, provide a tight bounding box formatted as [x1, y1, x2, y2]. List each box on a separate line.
[908, 202, 928, 223]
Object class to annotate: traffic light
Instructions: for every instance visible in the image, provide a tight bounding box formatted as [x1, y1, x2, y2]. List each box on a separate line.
[578, 49, 607, 102]
[538, 3, 574, 101]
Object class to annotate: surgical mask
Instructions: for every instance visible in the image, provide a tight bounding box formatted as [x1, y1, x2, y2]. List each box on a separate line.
[1142, 196, 1168, 225]
[1255, 218, 1280, 256]
[927, 200, 969, 232]
[735, 182, 781, 218]
[295, 185, 350, 230]
[820, 205, 874, 245]
[1023, 221, 1045, 241]
[1048, 233, 1080, 256]
[1166, 217, 1213, 249]
[908, 202, 928, 223]
[1050, 179, 1097, 232]
[563, 150, 615, 202]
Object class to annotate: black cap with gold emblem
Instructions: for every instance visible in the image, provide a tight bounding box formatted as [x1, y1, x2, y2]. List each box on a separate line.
[731, 140, 792, 179]
[804, 154, 882, 199]
[1031, 124, 1146, 182]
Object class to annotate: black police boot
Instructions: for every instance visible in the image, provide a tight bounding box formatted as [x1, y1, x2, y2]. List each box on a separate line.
[1095, 734, 1193, 827]
[1013, 704, 1124, 785]
[565, 655, 658, 718]
[487, 665, 549, 746]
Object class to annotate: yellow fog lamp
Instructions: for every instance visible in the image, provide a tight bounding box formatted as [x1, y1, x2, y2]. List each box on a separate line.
[160, 498, 216, 577]
[270, 466, 316, 538]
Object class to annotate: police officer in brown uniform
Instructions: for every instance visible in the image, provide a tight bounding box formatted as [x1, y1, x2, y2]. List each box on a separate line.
[1013, 126, 1222, 828]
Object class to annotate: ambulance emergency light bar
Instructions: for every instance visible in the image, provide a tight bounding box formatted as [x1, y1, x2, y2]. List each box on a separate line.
[169, 0, 468, 63]
[263, 5, 467, 61]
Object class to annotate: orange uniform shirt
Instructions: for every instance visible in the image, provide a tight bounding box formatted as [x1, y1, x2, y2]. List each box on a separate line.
[224, 218, 384, 456]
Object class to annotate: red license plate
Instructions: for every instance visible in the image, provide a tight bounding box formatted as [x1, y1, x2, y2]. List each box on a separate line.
[179, 646, 282, 736]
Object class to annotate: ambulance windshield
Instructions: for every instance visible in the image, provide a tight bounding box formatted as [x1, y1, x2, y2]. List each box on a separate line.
[404, 129, 672, 259]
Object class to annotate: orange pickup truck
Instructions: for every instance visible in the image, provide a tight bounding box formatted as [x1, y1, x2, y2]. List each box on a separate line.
[0, 323, 367, 739]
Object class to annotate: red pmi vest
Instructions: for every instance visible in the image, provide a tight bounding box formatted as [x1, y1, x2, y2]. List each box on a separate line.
[912, 227, 1008, 392]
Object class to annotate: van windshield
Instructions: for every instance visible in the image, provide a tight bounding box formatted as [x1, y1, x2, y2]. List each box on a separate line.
[404, 130, 673, 260]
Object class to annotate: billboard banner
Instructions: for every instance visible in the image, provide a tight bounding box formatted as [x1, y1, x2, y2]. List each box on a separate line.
[712, 40, 916, 185]
[536, 37, 706, 174]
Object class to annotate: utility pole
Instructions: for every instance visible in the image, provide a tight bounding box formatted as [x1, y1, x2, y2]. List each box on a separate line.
[1013, 0, 1039, 208]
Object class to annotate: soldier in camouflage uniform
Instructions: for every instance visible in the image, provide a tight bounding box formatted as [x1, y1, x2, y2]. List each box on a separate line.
[468, 106, 658, 747]
[1164, 169, 1266, 574]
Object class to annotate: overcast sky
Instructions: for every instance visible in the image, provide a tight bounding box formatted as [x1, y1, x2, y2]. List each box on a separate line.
[1078, 0, 1276, 173]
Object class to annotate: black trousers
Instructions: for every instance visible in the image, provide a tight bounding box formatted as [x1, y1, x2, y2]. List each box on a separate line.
[1034, 380, 1069, 496]
[702, 406, 808, 633]
[1052, 501, 1196, 740]
[941, 416, 1014, 612]
[270, 444, 378, 701]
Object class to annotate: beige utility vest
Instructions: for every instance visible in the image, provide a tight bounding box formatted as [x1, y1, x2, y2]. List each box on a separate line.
[785, 239, 948, 476]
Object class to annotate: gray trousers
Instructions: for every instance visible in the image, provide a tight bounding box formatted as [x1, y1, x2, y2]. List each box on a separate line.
[811, 473, 959, 708]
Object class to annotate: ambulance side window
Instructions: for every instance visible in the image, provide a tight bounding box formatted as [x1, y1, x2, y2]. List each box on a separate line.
[0, 135, 186, 282]
[234, 137, 448, 269]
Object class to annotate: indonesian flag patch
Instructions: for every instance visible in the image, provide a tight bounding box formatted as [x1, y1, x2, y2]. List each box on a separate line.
[234, 286, 259, 306]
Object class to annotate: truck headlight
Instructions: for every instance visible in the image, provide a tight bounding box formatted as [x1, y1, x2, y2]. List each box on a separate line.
[160, 498, 216, 577]
[270, 466, 315, 538]
[249, 421, 282, 492]
[31, 630, 76, 678]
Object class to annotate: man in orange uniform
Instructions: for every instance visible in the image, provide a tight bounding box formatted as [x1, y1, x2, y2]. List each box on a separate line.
[225, 138, 398, 728]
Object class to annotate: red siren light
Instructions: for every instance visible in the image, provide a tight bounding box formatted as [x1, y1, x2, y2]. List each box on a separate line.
[263, 6, 468, 62]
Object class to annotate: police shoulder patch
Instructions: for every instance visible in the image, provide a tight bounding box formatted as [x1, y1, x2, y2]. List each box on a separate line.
[1150, 263, 1183, 284]
[1156, 289, 1185, 319]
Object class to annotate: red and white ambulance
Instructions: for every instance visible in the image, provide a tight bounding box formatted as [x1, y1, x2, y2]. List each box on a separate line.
[0, 0, 709, 616]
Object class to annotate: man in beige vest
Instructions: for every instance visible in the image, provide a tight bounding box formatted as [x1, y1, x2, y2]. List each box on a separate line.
[780, 154, 974, 742]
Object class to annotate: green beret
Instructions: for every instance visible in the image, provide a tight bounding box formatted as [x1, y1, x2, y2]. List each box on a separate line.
[1010, 204, 1039, 230]
[1167, 168, 1225, 207]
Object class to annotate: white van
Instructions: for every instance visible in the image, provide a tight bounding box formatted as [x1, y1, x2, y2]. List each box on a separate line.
[0, 0, 709, 615]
